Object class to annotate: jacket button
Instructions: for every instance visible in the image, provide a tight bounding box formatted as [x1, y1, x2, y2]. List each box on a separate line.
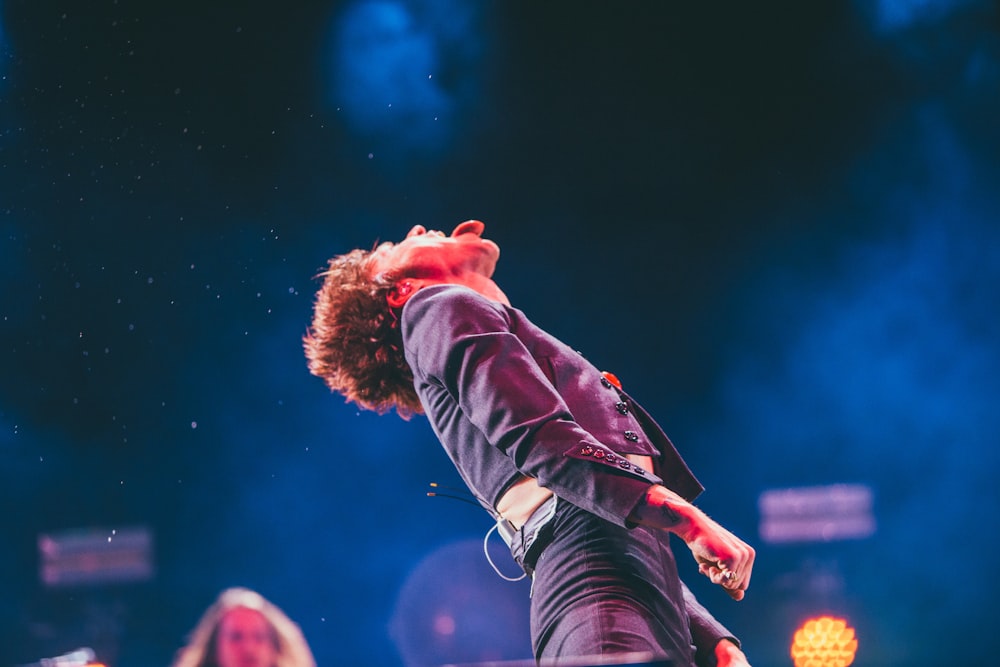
[605, 453, 618, 465]
[618, 459, 632, 470]
[615, 401, 629, 415]
[593, 450, 606, 460]
[624, 430, 639, 442]
[601, 377, 612, 389]
[601, 371, 622, 390]
[580, 445, 594, 456]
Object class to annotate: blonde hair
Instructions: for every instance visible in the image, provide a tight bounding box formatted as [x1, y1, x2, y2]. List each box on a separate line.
[171, 588, 316, 667]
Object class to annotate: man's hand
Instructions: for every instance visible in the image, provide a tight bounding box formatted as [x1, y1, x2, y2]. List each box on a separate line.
[715, 639, 752, 667]
[685, 508, 755, 601]
[629, 485, 755, 600]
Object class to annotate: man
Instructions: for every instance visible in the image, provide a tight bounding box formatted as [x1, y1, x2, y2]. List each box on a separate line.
[305, 220, 755, 666]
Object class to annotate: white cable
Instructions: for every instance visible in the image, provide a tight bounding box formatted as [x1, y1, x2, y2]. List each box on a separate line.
[483, 523, 527, 582]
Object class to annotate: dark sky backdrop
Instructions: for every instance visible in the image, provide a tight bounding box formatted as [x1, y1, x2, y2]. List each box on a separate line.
[2, 1, 999, 666]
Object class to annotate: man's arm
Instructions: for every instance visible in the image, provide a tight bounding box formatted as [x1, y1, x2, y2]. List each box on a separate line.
[683, 582, 752, 667]
[405, 286, 756, 596]
[629, 484, 755, 600]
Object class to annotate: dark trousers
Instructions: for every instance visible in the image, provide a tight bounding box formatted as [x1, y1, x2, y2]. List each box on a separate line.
[527, 499, 695, 666]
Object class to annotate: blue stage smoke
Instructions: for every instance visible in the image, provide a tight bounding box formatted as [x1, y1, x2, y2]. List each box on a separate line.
[862, 0, 984, 33]
[326, 0, 488, 159]
[704, 103, 999, 666]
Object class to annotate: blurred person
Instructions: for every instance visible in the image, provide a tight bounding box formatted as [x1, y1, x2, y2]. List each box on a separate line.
[171, 587, 315, 667]
[304, 220, 755, 667]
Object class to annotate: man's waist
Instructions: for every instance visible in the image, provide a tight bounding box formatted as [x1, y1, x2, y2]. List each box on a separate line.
[496, 454, 654, 529]
[496, 476, 553, 530]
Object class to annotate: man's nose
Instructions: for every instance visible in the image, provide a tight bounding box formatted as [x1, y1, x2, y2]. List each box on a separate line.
[406, 225, 427, 238]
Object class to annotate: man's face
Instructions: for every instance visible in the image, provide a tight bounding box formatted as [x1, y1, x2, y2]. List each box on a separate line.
[214, 607, 278, 667]
[367, 220, 500, 281]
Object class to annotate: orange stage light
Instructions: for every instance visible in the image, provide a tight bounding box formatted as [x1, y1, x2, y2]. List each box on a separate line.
[790, 615, 858, 667]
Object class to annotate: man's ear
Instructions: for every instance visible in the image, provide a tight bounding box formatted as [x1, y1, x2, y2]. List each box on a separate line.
[387, 280, 418, 309]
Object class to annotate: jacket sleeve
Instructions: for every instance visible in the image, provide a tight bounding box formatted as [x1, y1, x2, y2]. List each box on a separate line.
[683, 582, 741, 667]
[401, 286, 661, 526]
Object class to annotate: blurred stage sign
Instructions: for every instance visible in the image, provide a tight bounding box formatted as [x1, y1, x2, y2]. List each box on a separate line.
[38, 526, 153, 587]
[758, 484, 875, 544]
[16, 647, 105, 667]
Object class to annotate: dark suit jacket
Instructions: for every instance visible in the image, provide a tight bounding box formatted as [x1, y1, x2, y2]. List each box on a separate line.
[400, 284, 737, 663]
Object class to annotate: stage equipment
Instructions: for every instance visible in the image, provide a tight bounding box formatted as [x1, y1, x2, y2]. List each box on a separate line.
[16, 647, 106, 667]
[758, 484, 875, 544]
[790, 615, 858, 667]
[38, 525, 153, 587]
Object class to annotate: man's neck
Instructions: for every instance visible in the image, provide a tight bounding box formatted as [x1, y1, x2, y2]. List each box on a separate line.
[455, 273, 510, 306]
[415, 273, 510, 306]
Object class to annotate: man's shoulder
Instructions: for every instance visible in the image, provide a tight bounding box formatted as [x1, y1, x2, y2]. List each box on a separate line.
[400, 283, 512, 365]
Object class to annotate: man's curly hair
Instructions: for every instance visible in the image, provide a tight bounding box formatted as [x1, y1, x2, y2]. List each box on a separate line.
[304, 248, 423, 418]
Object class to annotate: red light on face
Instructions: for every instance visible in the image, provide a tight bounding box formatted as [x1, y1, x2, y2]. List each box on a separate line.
[790, 615, 858, 667]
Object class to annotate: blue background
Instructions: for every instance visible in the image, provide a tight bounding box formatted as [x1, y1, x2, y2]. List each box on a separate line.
[2, 1, 998, 665]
